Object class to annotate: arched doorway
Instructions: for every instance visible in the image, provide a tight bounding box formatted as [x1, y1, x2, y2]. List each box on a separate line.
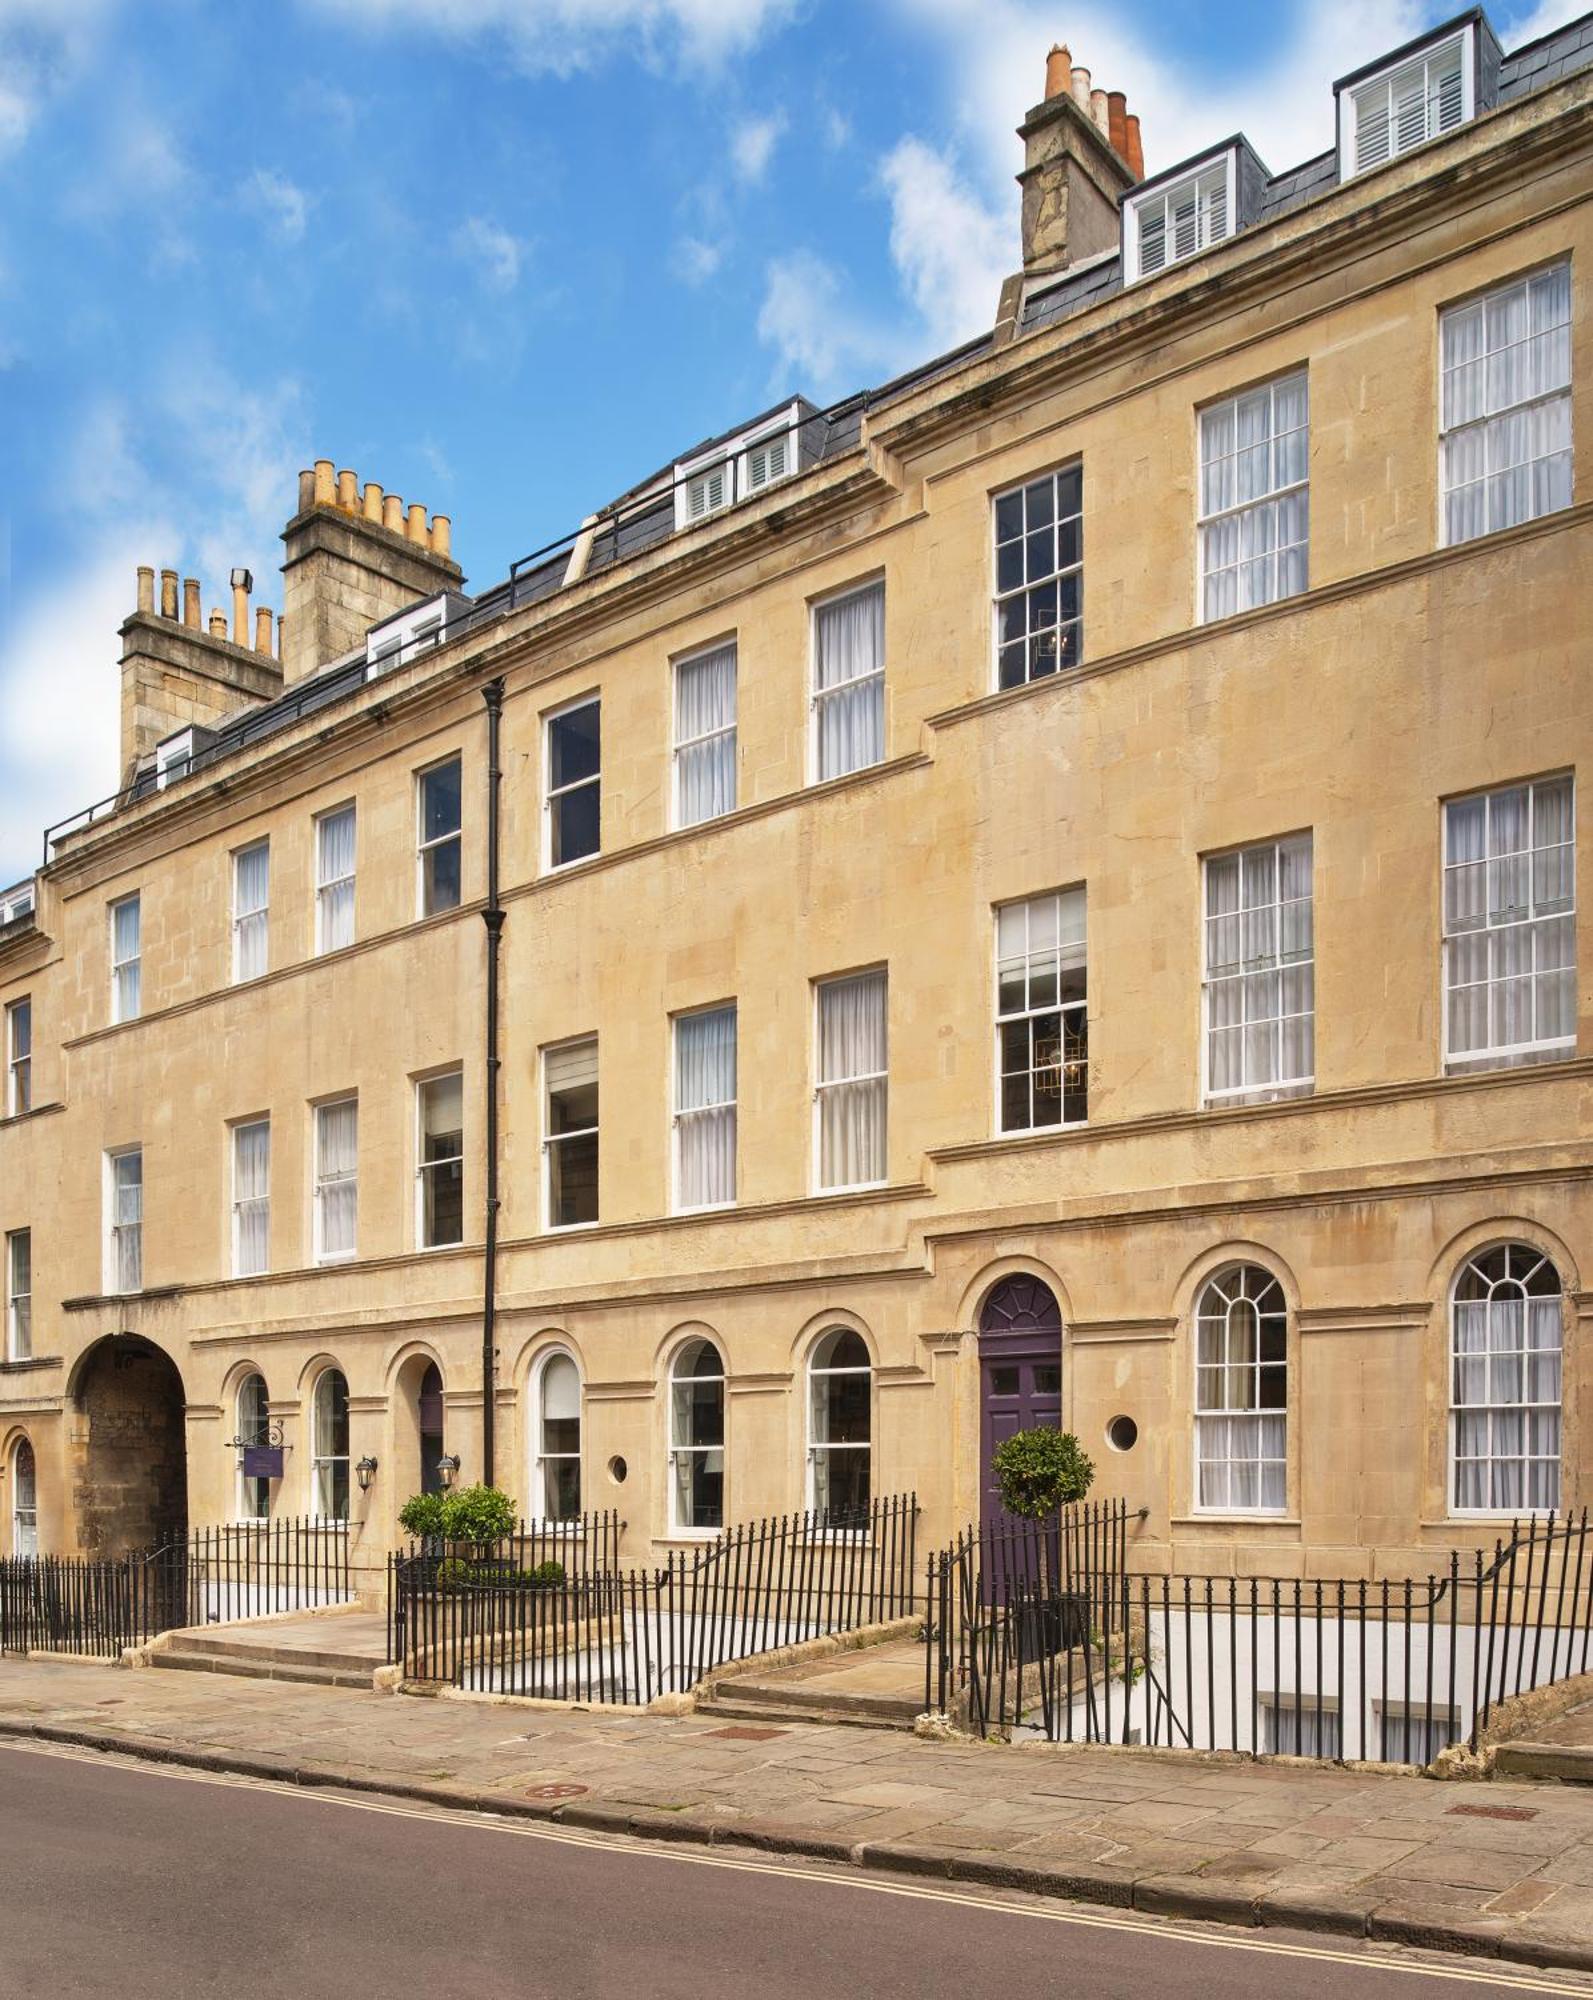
[418, 1363, 446, 1495]
[71, 1335, 187, 1556]
[978, 1276, 1062, 1535]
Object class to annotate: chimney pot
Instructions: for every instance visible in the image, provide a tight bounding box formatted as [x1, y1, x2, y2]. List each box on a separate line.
[336, 468, 358, 510]
[136, 566, 155, 614]
[430, 514, 452, 560]
[160, 569, 178, 619]
[1090, 87, 1109, 134]
[231, 571, 250, 647]
[1125, 113, 1145, 181]
[298, 468, 316, 513]
[383, 494, 405, 534]
[1108, 91, 1128, 159]
[1045, 44, 1071, 101]
[362, 481, 383, 523]
[255, 605, 274, 655]
[1071, 65, 1091, 109]
[406, 502, 427, 544]
[182, 577, 201, 629]
[209, 609, 227, 638]
[313, 460, 336, 506]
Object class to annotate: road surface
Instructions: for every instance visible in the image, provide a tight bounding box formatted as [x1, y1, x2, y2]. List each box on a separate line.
[0, 1741, 1579, 1999]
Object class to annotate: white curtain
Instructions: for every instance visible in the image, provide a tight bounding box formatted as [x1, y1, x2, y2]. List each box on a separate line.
[818, 972, 887, 1188]
[8, 1230, 30, 1360]
[313, 1370, 350, 1520]
[1442, 265, 1571, 543]
[814, 585, 884, 779]
[676, 1007, 736, 1208]
[113, 897, 141, 1019]
[234, 1121, 270, 1277]
[13, 1442, 36, 1556]
[113, 1151, 142, 1292]
[537, 1353, 582, 1519]
[1205, 839, 1313, 1096]
[234, 844, 269, 980]
[1200, 378, 1308, 620]
[316, 1101, 357, 1258]
[675, 646, 737, 827]
[1447, 780, 1575, 1062]
[1262, 1700, 1340, 1759]
[1453, 1286, 1562, 1511]
[317, 808, 356, 950]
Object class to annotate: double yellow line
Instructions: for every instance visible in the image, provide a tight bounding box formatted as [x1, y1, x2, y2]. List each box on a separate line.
[6, 1739, 1584, 1997]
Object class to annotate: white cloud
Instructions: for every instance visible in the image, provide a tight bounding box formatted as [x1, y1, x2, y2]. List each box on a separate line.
[756, 249, 902, 395]
[671, 233, 724, 283]
[822, 106, 851, 151]
[879, 135, 1009, 349]
[302, 0, 797, 75]
[458, 215, 529, 291]
[0, 0, 116, 163]
[243, 168, 310, 245]
[731, 109, 786, 182]
[63, 105, 188, 221]
[1499, 0, 1587, 43]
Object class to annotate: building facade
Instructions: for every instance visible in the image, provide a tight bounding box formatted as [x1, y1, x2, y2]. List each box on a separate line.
[1, 9, 1589, 1587]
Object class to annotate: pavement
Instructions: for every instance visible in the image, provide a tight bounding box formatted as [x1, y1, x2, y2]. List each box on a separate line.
[7, 1655, 1593, 1977]
[3, 1742, 1556, 2000]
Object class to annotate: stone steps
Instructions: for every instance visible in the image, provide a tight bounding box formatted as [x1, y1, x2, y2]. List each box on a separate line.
[151, 1647, 375, 1691]
[1492, 1740, 1593, 1783]
[697, 1692, 918, 1732]
[699, 1672, 923, 1732]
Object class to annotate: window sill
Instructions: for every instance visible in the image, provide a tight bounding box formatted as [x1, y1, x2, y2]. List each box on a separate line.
[0, 1354, 60, 1373]
[994, 1117, 1088, 1141]
[63, 1285, 182, 1311]
[1203, 1083, 1314, 1110]
[813, 1179, 888, 1198]
[1444, 1047, 1575, 1077]
[314, 1253, 357, 1269]
[1171, 1514, 1300, 1529]
[544, 1220, 600, 1236]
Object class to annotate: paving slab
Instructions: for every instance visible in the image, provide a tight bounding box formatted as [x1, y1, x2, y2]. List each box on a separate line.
[8, 1654, 1593, 1969]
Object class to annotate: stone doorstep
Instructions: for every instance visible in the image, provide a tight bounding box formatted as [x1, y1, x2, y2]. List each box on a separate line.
[153, 1631, 384, 1674]
[10, 1710, 1593, 1969]
[1493, 1742, 1593, 1784]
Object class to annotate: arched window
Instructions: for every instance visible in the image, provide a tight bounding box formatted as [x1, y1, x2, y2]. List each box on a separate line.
[669, 1339, 724, 1533]
[533, 1351, 582, 1521]
[1195, 1265, 1287, 1514]
[235, 1372, 271, 1521]
[12, 1438, 37, 1557]
[808, 1329, 871, 1524]
[312, 1368, 350, 1521]
[1452, 1244, 1563, 1514]
[418, 1362, 445, 1494]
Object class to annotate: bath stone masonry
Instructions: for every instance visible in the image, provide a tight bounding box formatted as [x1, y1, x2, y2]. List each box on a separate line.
[0, 14, 1588, 1597]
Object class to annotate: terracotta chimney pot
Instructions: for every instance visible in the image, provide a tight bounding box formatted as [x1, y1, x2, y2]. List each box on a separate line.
[431, 515, 452, 560]
[159, 569, 178, 619]
[336, 468, 358, 510]
[406, 502, 427, 544]
[209, 609, 227, 638]
[298, 468, 316, 513]
[1108, 91, 1128, 159]
[136, 566, 155, 614]
[1125, 113, 1145, 180]
[383, 494, 405, 534]
[1045, 44, 1071, 100]
[362, 481, 383, 523]
[255, 605, 274, 655]
[312, 460, 336, 506]
[182, 577, 201, 629]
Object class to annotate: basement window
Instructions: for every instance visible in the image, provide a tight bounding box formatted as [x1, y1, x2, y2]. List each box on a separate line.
[1337, 23, 1475, 179]
[1123, 153, 1234, 283]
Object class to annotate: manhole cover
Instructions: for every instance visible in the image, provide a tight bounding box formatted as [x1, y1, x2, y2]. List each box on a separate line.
[708, 1725, 788, 1741]
[1447, 1803, 1538, 1822]
[526, 1782, 589, 1800]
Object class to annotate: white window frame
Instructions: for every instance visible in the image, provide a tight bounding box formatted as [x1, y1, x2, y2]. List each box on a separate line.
[415, 1070, 465, 1250]
[6, 1228, 30, 1362]
[530, 1347, 583, 1525]
[1377, 1703, 1463, 1766]
[105, 1145, 143, 1296]
[5, 997, 31, 1117]
[314, 805, 357, 956]
[542, 1037, 599, 1232]
[674, 403, 800, 531]
[810, 579, 886, 784]
[310, 1366, 350, 1522]
[806, 1328, 873, 1524]
[234, 1370, 272, 1522]
[313, 1097, 358, 1266]
[1439, 262, 1573, 550]
[1442, 776, 1576, 1073]
[1449, 1244, 1564, 1518]
[110, 893, 141, 1024]
[1197, 372, 1310, 625]
[994, 889, 1088, 1135]
[1337, 25, 1474, 180]
[365, 593, 453, 678]
[543, 696, 602, 872]
[668, 1337, 726, 1537]
[1122, 150, 1235, 285]
[416, 757, 463, 919]
[231, 1118, 271, 1279]
[232, 840, 270, 984]
[1201, 834, 1315, 1107]
[1258, 1696, 1342, 1759]
[672, 640, 738, 830]
[10, 1438, 37, 1557]
[813, 969, 889, 1194]
[1193, 1263, 1288, 1518]
[672, 1004, 737, 1214]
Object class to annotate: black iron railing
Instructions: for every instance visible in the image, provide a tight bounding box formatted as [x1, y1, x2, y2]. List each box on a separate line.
[384, 1508, 623, 1662]
[925, 1509, 1593, 1766]
[388, 1494, 919, 1704]
[0, 1517, 353, 1660]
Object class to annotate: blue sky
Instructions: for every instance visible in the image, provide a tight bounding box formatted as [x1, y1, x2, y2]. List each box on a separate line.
[0, 0, 1576, 885]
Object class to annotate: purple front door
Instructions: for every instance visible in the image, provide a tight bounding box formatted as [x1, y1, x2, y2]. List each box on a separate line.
[978, 1276, 1063, 1537]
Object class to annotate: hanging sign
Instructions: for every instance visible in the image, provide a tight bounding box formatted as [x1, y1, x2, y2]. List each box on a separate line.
[242, 1445, 284, 1480]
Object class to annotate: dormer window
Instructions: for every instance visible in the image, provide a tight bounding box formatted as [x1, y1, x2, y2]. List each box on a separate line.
[365, 593, 468, 679]
[1121, 145, 1253, 285]
[1337, 21, 1482, 180]
[674, 403, 803, 531]
[744, 431, 789, 493]
[684, 461, 731, 523]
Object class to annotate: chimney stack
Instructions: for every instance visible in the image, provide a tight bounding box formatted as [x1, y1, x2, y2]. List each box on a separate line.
[280, 458, 463, 683]
[118, 560, 283, 777]
[1000, 43, 1144, 330]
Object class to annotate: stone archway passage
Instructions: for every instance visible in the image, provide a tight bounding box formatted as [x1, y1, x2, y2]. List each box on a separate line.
[72, 1335, 188, 1557]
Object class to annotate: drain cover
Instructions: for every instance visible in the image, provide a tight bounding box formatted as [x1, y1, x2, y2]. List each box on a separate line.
[526, 1782, 589, 1800]
[708, 1725, 788, 1741]
[1447, 1803, 1538, 1822]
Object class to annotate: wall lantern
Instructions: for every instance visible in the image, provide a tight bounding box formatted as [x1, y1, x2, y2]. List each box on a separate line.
[355, 1455, 379, 1494]
[436, 1454, 462, 1491]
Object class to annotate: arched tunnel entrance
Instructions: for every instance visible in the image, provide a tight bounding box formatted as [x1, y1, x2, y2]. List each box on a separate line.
[71, 1334, 188, 1556]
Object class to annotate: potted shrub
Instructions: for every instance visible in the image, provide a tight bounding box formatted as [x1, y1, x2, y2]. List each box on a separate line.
[992, 1426, 1095, 1657]
[399, 1484, 518, 1576]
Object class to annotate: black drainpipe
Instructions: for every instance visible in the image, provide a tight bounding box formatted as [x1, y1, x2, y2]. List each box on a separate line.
[481, 677, 506, 1488]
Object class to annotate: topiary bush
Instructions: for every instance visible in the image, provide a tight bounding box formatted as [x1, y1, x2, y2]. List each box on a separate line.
[398, 1484, 518, 1548]
[993, 1426, 1095, 1521]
